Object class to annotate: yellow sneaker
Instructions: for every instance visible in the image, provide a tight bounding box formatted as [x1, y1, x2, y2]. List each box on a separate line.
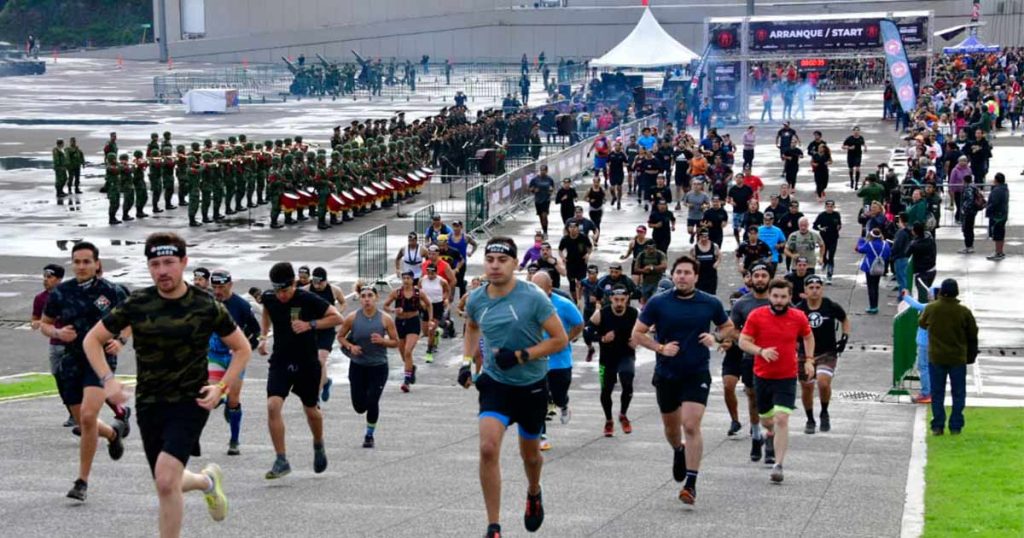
[202, 463, 228, 522]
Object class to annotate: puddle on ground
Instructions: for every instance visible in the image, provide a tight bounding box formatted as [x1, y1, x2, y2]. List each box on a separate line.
[0, 118, 157, 126]
[0, 157, 52, 170]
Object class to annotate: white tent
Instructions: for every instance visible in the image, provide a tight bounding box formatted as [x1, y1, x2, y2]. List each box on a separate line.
[591, 8, 700, 68]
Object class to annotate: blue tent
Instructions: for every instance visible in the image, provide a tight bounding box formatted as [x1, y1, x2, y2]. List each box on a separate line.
[942, 34, 1001, 55]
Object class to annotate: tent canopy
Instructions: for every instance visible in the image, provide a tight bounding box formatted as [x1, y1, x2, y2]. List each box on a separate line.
[591, 8, 700, 68]
[943, 34, 1000, 55]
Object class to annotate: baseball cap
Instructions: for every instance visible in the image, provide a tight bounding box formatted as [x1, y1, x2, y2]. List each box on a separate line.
[297, 265, 311, 277]
[311, 267, 327, 282]
[43, 263, 64, 279]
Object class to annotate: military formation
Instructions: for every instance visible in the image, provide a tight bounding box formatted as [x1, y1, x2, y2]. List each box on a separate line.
[91, 120, 432, 230]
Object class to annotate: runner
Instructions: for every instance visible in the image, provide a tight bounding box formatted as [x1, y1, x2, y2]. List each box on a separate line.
[528, 164, 556, 236]
[207, 270, 261, 455]
[558, 220, 593, 303]
[258, 262, 343, 479]
[83, 232, 250, 535]
[448, 220, 478, 298]
[842, 125, 867, 190]
[588, 128, 611, 184]
[308, 267, 347, 401]
[812, 200, 842, 284]
[40, 241, 129, 501]
[631, 255, 733, 505]
[383, 271, 432, 392]
[796, 274, 850, 434]
[738, 278, 815, 483]
[620, 225, 655, 285]
[725, 263, 772, 459]
[192, 267, 211, 290]
[578, 264, 603, 362]
[31, 263, 74, 427]
[337, 285, 400, 448]
[690, 228, 721, 296]
[585, 176, 606, 231]
[607, 140, 627, 209]
[419, 263, 450, 363]
[395, 232, 428, 283]
[635, 242, 668, 305]
[531, 271, 584, 451]
[462, 237, 568, 538]
[588, 288, 638, 437]
[296, 265, 312, 289]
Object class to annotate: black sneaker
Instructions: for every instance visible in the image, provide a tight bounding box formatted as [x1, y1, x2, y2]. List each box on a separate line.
[265, 458, 291, 479]
[523, 489, 544, 532]
[485, 523, 502, 538]
[66, 479, 87, 501]
[804, 420, 816, 435]
[764, 436, 776, 465]
[750, 437, 764, 462]
[63, 415, 76, 428]
[71, 426, 81, 437]
[727, 420, 742, 436]
[313, 445, 328, 473]
[227, 442, 240, 456]
[362, 435, 375, 448]
[819, 413, 831, 432]
[108, 421, 126, 460]
[672, 445, 687, 482]
[119, 405, 132, 439]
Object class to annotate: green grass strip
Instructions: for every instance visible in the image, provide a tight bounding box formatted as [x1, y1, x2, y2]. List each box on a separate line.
[924, 407, 1024, 537]
[0, 373, 57, 399]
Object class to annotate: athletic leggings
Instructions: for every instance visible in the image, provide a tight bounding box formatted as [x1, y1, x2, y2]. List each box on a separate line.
[348, 362, 388, 424]
[814, 167, 829, 198]
[547, 368, 572, 408]
[599, 363, 634, 421]
[822, 237, 838, 277]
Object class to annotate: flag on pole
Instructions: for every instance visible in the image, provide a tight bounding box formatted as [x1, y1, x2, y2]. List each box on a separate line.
[879, 19, 916, 114]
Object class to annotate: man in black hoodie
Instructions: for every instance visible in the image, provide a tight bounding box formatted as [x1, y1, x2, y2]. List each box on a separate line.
[908, 222, 936, 302]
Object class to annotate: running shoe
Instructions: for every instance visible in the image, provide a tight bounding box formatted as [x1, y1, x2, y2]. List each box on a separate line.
[227, 442, 240, 456]
[202, 463, 228, 522]
[485, 523, 502, 538]
[804, 419, 816, 435]
[119, 405, 131, 438]
[912, 394, 932, 404]
[363, 435, 375, 448]
[679, 485, 696, 505]
[559, 406, 571, 425]
[819, 413, 831, 433]
[108, 420, 126, 461]
[764, 436, 776, 465]
[435, 327, 444, 341]
[72, 426, 81, 437]
[523, 489, 545, 532]
[586, 347, 595, 362]
[603, 420, 614, 437]
[539, 437, 552, 451]
[672, 445, 687, 482]
[401, 382, 410, 393]
[727, 420, 742, 436]
[321, 377, 333, 402]
[957, 247, 974, 254]
[66, 478, 87, 502]
[264, 458, 291, 479]
[750, 437, 764, 462]
[313, 445, 328, 473]
[63, 415, 76, 428]
[770, 463, 784, 483]
[986, 253, 1006, 261]
[619, 414, 633, 434]
[425, 352, 434, 364]
[546, 403, 556, 421]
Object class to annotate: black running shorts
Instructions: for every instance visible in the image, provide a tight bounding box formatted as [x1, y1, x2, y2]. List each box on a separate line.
[652, 370, 712, 413]
[267, 359, 322, 408]
[754, 376, 797, 417]
[137, 401, 210, 475]
[396, 316, 421, 339]
[476, 373, 548, 439]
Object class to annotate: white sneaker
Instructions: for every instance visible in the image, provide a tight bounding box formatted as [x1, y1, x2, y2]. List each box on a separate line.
[560, 406, 572, 425]
[957, 247, 974, 254]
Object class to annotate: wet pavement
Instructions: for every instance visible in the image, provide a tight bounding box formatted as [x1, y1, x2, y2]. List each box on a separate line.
[0, 58, 1021, 537]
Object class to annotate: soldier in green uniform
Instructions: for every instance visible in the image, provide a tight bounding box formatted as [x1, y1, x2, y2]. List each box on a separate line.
[161, 131, 173, 150]
[292, 150, 308, 222]
[132, 150, 149, 218]
[146, 133, 160, 154]
[118, 154, 134, 221]
[104, 153, 121, 225]
[188, 156, 202, 227]
[221, 148, 236, 215]
[66, 137, 85, 194]
[52, 138, 69, 198]
[243, 143, 257, 208]
[235, 147, 250, 211]
[343, 63, 356, 94]
[148, 149, 163, 213]
[267, 156, 285, 229]
[313, 153, 330, 230]
[161, 146, 177, 210]
[201, 152, 218, 223]
[175, 145, 189, 206]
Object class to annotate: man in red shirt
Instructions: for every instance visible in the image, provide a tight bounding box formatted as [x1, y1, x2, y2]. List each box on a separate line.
[738, 279, 814, 484]
[742, 166, 764, 202]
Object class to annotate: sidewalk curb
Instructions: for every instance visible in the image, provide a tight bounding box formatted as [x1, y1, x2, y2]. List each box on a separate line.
[900, 404, 927, 538]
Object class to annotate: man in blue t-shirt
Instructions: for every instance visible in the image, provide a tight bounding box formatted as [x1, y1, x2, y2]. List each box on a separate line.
[757, 212, 787, 270]
[461, 237, 568, 538]
[637, 127, 658, 152]
[531, 271, 584, 451]
[632, 255, 733, 506]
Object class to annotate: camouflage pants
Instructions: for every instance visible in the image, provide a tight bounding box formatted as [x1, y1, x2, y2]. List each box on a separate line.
[163, 173, 175, 206]
[54, 168, 68, 193]
[133, 180, 148, 213]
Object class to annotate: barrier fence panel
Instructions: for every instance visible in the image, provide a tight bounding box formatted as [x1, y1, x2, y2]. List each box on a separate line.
[412, 204, 435, 235]
[357, 224, 388, 283]
[465, 184, 486, 232]
[890, 306, 920, 395]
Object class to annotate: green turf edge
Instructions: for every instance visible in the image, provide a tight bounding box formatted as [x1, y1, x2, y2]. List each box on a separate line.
[923, 407, 1024, 538]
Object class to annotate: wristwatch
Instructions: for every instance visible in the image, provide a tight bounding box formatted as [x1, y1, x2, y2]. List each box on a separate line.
[310, 319, 318, 330]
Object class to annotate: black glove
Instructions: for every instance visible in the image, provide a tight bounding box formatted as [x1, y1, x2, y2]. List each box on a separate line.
[494, 348, 525, 370]
[458, 365, 472, 388]
[837, 334, 849, 354]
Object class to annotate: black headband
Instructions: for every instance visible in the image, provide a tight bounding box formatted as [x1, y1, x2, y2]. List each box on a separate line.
[749, 263, 771, 275]
[804, 275, 825, 286]
[148, 244, 185, 260]
[210, 271, 231, 285]
[485, 242, 517, 258]
[271, 279, 293, 290]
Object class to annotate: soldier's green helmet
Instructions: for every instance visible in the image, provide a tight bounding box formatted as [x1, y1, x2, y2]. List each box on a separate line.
[228, 136, 237, 145]
[238, 134, 247, 143]
[331, 151, 340, 159]
[133, 150, 143, 158]
[224, 148, 234, 157]
[295, 135, 304, 144]
[106, 153, 116, 161]
[162, 131, 171, 138]
[176, 144, 185, 152]
[204, 139, 213, 147]
[150, 133, 159, 139]
[149, 149, 160, 157]
[202, 152, 212, 160]
[283, 137, 293, 146]
[283, 154, 294, 164]
[191, 142, 201, 151]
[264, 140, 273, 149]
[119, 153, 129, 161]
[161, 147, 172, 155]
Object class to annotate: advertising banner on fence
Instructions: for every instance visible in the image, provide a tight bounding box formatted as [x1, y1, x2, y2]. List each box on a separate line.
[710, 61, 741, 123]
[747, 17, 927, 52]
[879, 19, 917, 114]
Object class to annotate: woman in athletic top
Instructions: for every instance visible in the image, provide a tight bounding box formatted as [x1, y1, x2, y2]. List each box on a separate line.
[689, 228, 721, 295]
[384, 271, 432, 393]
[418, 263, 450, 364]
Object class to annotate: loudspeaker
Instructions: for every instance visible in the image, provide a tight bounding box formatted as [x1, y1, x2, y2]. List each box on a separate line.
[476, 149, 497, 175]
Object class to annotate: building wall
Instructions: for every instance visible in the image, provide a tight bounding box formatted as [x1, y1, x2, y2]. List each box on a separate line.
[84, 0, 1024, 62]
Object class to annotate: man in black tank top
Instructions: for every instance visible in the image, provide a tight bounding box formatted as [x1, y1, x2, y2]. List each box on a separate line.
[586, 289, 639, 438]
[310, 267, 347, 403]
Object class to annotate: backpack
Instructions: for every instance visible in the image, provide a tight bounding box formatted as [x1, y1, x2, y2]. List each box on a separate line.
[867, 241, 886, 277]
[973, 187, 987, 210]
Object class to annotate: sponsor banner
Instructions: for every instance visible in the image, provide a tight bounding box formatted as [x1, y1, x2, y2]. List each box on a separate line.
[879, 19, 917, 113]
[747, 17, 927, 52]
[710, 61, 742, 122]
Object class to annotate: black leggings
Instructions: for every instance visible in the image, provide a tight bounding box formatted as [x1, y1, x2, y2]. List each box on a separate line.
[348, 362, 388, 424]
[822, 237, 838, 277]
[547, 368, 572, 408]
[599, 365, 634, 421]
[814, 168, 829, 197]
[590, 209, 603, 230]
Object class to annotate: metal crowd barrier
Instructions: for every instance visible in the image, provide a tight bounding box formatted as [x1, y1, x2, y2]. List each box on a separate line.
[357, 224, 388, 283]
